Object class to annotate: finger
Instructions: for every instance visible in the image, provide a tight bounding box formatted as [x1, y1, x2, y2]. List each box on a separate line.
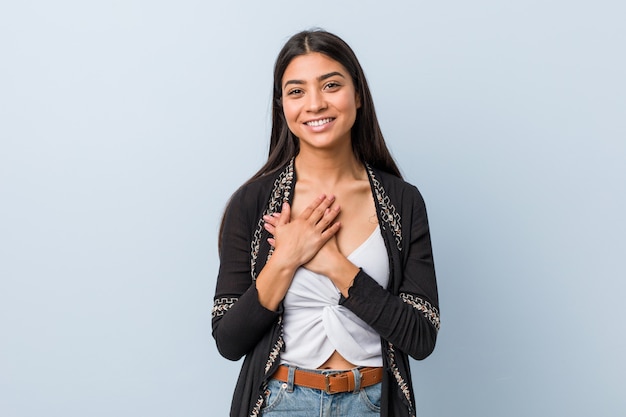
[267, 237, 276, 247]
[263, 222, 276, 235]
[298, 194, 326, 220]
[320, 221, 341, 240]
[316, 205, 341, 231]
[307, 195, 336, 224]
[263, 214, 278, 227]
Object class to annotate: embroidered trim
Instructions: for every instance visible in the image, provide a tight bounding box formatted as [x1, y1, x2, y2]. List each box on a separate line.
[387, 342, 415, 417]
[251, 318, 284, 416]
[250, 162, 293, 415]
[366, 165, 402, 251]
[250, 160, 294, 280]
[400, 292, 441, 331]
[264, 317, 284, 374]
[211, 297, 238, 318]
[249, 394, 264, 417]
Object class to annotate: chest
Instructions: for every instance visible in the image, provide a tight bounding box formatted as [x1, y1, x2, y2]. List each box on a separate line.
[291, 182, 378, 257]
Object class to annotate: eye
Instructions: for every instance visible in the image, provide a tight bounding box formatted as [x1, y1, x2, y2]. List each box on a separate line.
[324, 81, 341, 90]
[286, 88, 304, 97]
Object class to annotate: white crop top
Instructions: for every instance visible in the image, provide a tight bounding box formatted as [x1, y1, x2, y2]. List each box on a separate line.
[280, 225, 389, 369]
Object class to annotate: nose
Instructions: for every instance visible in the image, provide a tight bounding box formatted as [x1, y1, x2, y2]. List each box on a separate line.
[306, 90, 326, 112]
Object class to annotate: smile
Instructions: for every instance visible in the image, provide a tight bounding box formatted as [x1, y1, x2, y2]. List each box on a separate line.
[305, 118, 334, 127]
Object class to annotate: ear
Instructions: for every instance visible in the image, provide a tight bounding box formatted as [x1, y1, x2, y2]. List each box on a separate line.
[355, 93, 362, 109]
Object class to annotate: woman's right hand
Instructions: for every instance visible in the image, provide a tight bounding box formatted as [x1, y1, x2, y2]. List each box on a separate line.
[255, 194, 341, 311]
[263, 194, 341, 269]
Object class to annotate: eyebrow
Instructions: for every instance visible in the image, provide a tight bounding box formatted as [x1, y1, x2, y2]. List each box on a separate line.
[283, 71, 346, 89]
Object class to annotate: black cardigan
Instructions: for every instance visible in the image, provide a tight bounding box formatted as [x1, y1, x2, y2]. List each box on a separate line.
[212, 159, 440, 417]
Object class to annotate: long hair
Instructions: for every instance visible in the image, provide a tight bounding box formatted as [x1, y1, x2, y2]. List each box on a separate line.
[219, 30, 401, 250]
[253, 29, 401, 180]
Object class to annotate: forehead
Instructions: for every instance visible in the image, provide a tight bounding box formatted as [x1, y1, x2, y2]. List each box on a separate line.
[282, 52, 350, 85]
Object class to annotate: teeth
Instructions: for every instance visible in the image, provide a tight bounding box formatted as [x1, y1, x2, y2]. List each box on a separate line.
[306, 118, 332, 127]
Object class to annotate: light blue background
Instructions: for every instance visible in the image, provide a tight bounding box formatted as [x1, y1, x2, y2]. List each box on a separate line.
[1, 1, 624, 416]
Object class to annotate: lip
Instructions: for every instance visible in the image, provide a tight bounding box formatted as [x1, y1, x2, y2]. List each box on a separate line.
[303, 117, 335, 132]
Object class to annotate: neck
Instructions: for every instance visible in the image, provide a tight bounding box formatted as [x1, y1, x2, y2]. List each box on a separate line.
[295, 145, 365, 186]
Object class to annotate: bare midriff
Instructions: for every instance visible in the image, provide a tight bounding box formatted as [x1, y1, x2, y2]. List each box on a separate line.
[318, 350, 357, 370]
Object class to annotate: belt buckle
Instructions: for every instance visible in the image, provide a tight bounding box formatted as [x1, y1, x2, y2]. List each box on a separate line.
[324, 373, 333, 394]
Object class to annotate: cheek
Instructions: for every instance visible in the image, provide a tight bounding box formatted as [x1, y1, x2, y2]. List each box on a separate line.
[341, 100, 359, 121]
[282, 104, 300, 128]
[338, 93, 359, 113]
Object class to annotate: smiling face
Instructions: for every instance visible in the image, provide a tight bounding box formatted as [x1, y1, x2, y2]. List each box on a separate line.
[281, 52, 361, 153]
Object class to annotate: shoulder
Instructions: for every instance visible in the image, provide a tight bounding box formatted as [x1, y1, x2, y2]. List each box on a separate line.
[231, 175, 274, 203]
[227, 161, 295, 214]
[227, 175, 274, 217]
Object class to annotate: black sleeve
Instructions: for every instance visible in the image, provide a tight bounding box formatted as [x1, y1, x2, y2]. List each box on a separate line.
[211, 187, 281, 361]
[340, 186, 439, 360]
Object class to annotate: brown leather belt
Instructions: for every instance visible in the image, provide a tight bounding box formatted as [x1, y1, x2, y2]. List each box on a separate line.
[271, 365, 383, 394]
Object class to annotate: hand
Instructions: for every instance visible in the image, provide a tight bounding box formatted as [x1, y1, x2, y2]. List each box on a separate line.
[304, 234, 342, 276]
[263, 194, 341, 269]
[305, 234, 360, 297]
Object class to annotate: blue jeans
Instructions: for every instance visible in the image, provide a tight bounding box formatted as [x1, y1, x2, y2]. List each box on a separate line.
[260, 368, 381, 417]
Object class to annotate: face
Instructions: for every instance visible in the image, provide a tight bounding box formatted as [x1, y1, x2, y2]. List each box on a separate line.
[281, 52, 361, 153]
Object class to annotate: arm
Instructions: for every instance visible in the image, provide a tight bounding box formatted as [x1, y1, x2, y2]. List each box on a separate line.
[256, 197, 341, 311]
[212, 191, 341, 360]
[340, 187, 440, 360]
[211, 188, 280, 361]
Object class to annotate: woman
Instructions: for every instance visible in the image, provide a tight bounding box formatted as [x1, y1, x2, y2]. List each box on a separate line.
[212, 29, 440, 417]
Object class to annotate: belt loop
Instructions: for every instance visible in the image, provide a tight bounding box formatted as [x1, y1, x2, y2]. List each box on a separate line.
[351, 368, 361, 393]
[287, 365, 296, 393]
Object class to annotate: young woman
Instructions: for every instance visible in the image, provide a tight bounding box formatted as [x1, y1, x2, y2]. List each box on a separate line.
[212, 29, 440, 417]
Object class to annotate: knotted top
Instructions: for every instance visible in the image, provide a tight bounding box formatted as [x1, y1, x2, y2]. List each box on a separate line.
[280, 226, 390, 369]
